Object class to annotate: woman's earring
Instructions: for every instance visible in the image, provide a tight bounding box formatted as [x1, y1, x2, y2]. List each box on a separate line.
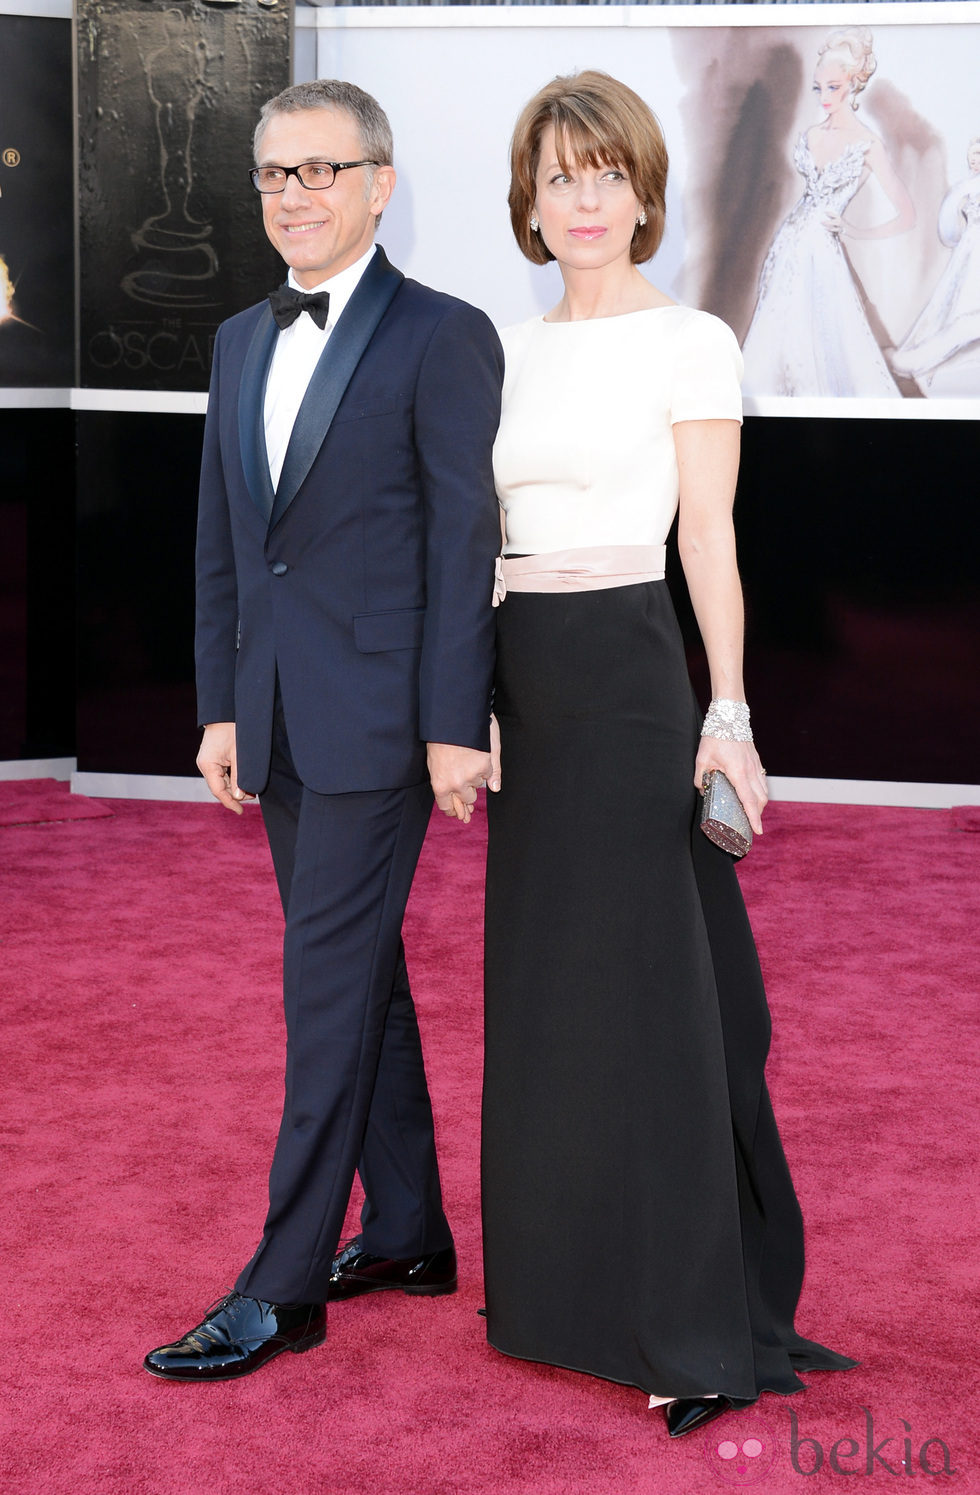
[637, 209, 648, 228]
[530, 214, 539, 233]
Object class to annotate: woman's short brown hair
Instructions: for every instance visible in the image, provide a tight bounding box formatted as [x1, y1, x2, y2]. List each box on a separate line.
[508, 70, 669, 266]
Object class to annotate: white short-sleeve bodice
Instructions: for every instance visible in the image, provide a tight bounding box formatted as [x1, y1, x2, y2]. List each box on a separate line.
[492, 306, 743, 556]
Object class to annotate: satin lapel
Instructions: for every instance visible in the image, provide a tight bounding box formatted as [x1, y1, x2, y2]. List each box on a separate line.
[268, 248, 405, 532]
[237, 306, 278, 524]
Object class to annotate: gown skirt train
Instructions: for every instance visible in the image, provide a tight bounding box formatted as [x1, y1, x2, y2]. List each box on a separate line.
[481, 579, 855, 1401]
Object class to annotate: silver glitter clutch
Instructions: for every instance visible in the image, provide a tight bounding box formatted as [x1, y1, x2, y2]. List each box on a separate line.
[700, 770, 752, 859]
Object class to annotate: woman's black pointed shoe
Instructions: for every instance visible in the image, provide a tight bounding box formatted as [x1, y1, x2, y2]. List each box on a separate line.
[665, 1395, 734, 1438]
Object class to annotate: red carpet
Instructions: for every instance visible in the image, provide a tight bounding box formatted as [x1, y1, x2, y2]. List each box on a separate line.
[0, 778, 112, 826]
[1, 788, 976, 1493]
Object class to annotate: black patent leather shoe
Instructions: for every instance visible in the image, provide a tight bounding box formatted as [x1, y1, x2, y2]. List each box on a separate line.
[143, 1292, 325, 1382]
[327, 1237, 457, 1301]
[665, 1396, 734, 1438]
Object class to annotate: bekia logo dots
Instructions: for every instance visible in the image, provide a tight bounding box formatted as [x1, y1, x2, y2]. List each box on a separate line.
[703, 1419, 777, 1485]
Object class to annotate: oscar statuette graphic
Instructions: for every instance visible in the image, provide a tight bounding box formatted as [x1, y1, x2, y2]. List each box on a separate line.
[1, 150, 38, 334]
[0, 16, 74, 387]
[77, 0, 288, 391]
[0, 255, 17, 325]
[0, 150, 19, 333]
[121, 9, 218, 308]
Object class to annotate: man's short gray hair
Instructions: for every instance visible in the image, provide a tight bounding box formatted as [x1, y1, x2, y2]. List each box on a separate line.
[253, 79, 393, 167]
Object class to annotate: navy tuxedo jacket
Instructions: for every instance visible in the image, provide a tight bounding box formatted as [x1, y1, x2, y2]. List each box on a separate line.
[195, 248, 503, 796]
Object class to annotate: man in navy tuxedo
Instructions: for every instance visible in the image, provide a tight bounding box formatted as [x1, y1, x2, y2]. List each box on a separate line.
[144, 79, 502, 1382]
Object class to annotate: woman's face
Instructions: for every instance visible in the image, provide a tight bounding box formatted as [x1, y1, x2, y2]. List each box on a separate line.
[968, 144, 980, 175]
[812, 59, 854, 120]
[533, 123, 642, 274]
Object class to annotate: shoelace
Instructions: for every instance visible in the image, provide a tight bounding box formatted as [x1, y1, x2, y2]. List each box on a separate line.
[181, 1292, 288, 1354]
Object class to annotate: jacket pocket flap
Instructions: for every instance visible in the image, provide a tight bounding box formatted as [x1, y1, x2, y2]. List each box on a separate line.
[353, 607, 425, 653]
[332, 395, 409, 426]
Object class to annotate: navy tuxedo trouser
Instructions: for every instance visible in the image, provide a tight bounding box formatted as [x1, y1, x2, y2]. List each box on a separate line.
[235, 693, 453, 1305]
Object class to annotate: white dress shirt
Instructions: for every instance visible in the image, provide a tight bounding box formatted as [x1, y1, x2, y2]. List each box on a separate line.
[263, 243, 377, 490]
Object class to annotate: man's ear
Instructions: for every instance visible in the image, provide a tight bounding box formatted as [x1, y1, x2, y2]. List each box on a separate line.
[370, 165, 396, 217]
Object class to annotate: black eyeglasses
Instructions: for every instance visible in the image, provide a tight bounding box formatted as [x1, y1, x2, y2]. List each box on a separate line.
[249, 160, 379, 194]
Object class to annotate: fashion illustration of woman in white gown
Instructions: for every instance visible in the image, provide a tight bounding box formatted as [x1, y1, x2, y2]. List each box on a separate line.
[892, 139, 980, 394]
[742, 28, 915, 398]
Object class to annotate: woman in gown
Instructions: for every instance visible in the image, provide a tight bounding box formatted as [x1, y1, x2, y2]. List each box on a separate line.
[481, 70, 856, 1440]
[741, 28, 915, 398]
[892, 139, 980, 392]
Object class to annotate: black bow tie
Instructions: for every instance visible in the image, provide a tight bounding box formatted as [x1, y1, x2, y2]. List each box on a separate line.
[268, 284, 331, 331]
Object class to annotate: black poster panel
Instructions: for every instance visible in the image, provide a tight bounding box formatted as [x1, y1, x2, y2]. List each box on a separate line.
[670, 417, 979, 787]
[77, 0, 289, 391]
[71, 410, 978, 784]
[0, 17, 74, 387]
[0, 409, 75, 759]
[75, 410, 202, 774]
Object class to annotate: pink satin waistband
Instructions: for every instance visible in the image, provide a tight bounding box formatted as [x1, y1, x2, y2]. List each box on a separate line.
[493, 545, 667, 606]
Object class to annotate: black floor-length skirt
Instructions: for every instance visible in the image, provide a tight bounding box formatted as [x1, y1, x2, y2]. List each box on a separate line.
[482, 581, 854, 1400]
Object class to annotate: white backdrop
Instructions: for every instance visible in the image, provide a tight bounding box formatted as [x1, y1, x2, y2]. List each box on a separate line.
[301, 3, 980, 418]
[312, 17, 714, 323]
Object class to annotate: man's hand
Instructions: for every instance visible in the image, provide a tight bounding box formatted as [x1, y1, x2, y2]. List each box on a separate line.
[196, 722, 256, 815]
[427, 742, 496, 825]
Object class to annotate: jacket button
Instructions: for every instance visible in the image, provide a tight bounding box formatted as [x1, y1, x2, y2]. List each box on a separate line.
[270, 561, 288, 576]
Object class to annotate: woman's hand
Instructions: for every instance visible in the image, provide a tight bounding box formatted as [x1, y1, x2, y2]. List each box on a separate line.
[822, 210, 845, 236]
[694, 737, 768, 836]
[488, 712, 502, 794]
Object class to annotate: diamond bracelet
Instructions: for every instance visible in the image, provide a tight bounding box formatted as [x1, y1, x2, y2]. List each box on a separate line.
[701, 698, 752, 742]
